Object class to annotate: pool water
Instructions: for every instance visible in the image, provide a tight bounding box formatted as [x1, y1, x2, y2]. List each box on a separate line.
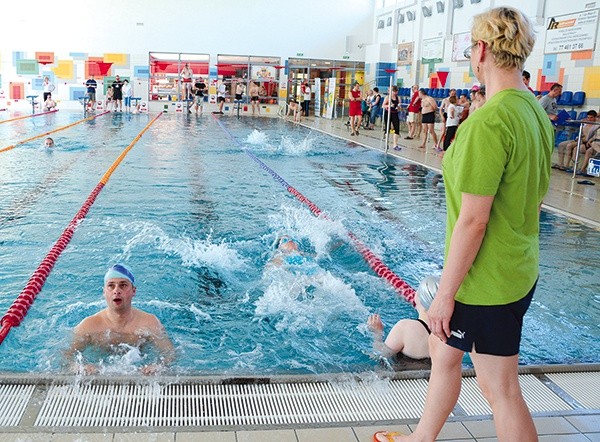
[0, 112, 598, 375]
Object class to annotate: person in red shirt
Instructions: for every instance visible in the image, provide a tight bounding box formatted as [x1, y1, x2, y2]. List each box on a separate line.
[406, 85, 421, 139]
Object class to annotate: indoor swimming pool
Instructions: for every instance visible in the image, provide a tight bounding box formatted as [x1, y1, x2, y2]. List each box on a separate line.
[0, 111, 598, 375]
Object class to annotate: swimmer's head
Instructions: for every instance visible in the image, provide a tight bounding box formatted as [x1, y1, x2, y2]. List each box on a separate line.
[44, 137, 54, 148]
[416, 275, 440, 310]
[104, 263, 135, 286]
[275, 236, 299, 253]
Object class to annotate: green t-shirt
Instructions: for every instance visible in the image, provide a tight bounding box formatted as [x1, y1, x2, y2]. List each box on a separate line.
[442, 89, 553, 305]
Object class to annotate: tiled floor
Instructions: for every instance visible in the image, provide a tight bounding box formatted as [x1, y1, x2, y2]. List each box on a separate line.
[3, 115, 598, 441]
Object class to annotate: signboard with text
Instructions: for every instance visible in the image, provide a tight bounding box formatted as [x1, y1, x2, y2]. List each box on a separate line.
[544, 9, 599, 54]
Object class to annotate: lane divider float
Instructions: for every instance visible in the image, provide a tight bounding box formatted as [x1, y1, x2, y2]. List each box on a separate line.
[212, 115, 416, 305]
[0, 109, 58, 125]
[0, 113, 162, 345]
[0, 111, 109, 153]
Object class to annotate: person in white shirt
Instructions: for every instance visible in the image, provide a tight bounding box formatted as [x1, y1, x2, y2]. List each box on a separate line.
[301, 81, 311, 117]
[442, 95, 461, 152]
[122, 79, 133, 113]
[42, 76, 55, 102]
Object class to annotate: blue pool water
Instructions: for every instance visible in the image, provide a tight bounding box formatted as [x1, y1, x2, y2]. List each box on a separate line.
[0, 112, 598, 375]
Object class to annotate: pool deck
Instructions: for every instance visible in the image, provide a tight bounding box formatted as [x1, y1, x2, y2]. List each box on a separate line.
[2, 114, 599, 441]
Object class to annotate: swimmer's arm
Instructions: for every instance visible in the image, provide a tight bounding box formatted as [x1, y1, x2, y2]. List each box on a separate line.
[65, 328, 98, 374]
[367, 314, 396, 358]
[150, 322, 176, 366]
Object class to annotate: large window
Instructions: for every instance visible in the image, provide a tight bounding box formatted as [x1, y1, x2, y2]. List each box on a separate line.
[216, 55, 281, 104]
[149, 52, 210, 101]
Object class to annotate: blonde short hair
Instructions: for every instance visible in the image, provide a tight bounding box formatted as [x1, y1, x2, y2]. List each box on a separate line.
[471, 7, 535, 71]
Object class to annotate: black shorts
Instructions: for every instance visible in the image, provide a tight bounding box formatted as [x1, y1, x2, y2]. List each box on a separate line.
[217, 96, 225, 103]
[446, 280, 537, 356]
[422, 111, 435, 124]
[251, 96, 259, 102]
[235, 94, 242, 101]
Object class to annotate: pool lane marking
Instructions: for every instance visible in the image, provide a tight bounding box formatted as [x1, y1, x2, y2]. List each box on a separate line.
[212, 115, 416, 306]
[0, 112, 163, 346]
[0, 111, 109, 153]
[0, 109, 58, 125]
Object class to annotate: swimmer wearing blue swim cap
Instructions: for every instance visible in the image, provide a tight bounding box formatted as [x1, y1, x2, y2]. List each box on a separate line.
[67, 262, 174, 376]
[104, 263, 135, 286]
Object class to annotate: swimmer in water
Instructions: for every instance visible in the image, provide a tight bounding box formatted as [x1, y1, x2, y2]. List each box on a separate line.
[67, 263, 175, 375]
[44, 137, 54, 148]
[268, 235, 315, 268]
[367, 275, 439, 363]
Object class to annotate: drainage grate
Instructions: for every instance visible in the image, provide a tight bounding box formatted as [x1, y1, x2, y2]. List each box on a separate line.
[457, 375, 572, 416]
[0, 384, 35, 426]
[34, 380, 431, 427]
[546, 372, 600, 409]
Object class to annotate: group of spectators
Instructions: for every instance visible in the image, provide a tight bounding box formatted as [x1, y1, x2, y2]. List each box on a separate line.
[85, 75, 134, 113]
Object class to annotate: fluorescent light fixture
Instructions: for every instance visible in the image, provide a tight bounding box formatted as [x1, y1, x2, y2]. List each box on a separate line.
[453, 0, 464, 8]
[436, 1, 445, 13]
[407, 10, 416, 21]
[422, 6, 432, 17]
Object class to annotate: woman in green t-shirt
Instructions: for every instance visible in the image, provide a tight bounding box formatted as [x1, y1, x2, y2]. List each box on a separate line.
[374, 7, 553, 442]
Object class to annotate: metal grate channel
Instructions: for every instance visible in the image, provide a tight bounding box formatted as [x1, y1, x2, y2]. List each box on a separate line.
[0, 384, 35, 426]
[546, 372, 600, 409]
[457, 374, 572, 416]
[34, 379, 431, 427]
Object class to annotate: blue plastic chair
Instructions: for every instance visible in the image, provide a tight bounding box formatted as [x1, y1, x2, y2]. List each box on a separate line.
[557, 91, 573, 106]
[571, 91, 586, 107]
[577, 111, 588, 120]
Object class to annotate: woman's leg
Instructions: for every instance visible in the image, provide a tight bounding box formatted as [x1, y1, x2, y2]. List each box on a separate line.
[377, 337, 464, 441]
[470, 352, 537, 442]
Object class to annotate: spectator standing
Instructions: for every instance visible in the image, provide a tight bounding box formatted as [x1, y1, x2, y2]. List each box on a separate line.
[418, 88, 438, 149]
[42, 76, 55, 102]
[368, 87, 382, 130]
[85, 75, 97, 110]
[301, 81, 311, 117]
[193, 77, 206, 115]
[406, 85, 421, 139]
[122, 79, 133, 113]
[112, 75, 124, 112]
[373, 7, 554, 442]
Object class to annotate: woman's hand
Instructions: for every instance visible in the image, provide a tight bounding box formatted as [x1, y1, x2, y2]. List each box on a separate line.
[426, 295, 455, 342]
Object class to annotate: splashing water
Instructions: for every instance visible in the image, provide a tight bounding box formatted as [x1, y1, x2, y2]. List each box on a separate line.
[255, 266, 368, 332]
[119, 221, 247, 272]
[246, 129, 268, 145]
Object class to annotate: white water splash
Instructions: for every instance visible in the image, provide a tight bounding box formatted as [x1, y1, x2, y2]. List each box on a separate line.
[246, 129, 267, 145]
[119, 221, 247, 272]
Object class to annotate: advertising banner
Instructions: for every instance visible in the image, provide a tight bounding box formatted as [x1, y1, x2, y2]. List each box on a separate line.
[544, 9, 599, 54]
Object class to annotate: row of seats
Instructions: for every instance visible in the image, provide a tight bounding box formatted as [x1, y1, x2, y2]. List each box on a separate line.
[398, 87, 467, 99]
[556, 91, 586, 107]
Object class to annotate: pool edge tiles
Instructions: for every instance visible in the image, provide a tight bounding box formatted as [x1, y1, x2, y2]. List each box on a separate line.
[0, 364, 598, 430]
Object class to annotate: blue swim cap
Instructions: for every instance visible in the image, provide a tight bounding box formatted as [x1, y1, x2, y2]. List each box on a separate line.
[104, 263, 135, 285]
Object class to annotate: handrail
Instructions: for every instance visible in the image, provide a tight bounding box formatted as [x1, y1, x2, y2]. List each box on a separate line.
[0, 113, 162, 345]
